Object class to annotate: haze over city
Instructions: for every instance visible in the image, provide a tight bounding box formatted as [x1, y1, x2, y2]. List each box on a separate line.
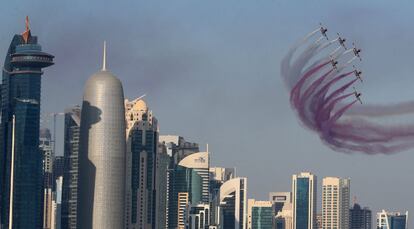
[0, 0, 413, 228]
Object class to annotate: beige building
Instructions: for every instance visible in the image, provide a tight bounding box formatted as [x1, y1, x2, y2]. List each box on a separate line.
[322, 177, 350, 229]
[247, 199, 273, 229]
[124, 97, 159, 229]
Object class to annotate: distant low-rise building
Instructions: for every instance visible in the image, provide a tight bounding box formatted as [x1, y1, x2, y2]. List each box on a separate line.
[350, 203, 372, 229]
[376, 210, 408, 229]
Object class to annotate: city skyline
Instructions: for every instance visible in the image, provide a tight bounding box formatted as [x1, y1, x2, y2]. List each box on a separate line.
[0, 0, 413, 224]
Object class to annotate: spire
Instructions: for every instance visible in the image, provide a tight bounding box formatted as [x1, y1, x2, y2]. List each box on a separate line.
[22, 16, 31, 44]
[102, 41, 107, 71]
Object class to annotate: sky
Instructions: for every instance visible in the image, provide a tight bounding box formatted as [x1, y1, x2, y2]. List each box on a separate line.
[1, 0, 413, 221]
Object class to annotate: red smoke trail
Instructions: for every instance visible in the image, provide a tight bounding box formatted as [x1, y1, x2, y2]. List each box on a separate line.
[281, 29, 414, 154]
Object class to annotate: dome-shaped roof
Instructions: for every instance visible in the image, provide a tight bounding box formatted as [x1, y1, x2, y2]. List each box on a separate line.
[132, 99, 147, 111]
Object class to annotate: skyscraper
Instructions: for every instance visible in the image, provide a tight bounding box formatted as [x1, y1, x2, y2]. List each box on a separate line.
[168, 164, 203, 229]
[292, 172, 317, 229]
[376, 210, 408, 229]
[219, 177, 248, 229]
[40, 128, 54, 229]
[155, 143, 171, 229]
[178, 152, 210, 203]
[209, 167, 236, 227]
[322, 177, 350, 229]
[0, 17, 54, 229]
[247, 199, 274, 229]
[61, 105, 81, 229]
[350, 203, 372, 229]
[159, 135, 199, 164]
[269, 192, 292, 216]
[269, 192, 292, 229]
[124, 97, 159, 229]
[78, 43, 126, 229]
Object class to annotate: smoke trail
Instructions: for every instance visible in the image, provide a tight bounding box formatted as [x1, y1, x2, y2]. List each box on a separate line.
[281, 28, 414, 154]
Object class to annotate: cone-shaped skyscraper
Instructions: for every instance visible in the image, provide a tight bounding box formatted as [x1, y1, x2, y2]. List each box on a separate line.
[78, 43, 126, 229]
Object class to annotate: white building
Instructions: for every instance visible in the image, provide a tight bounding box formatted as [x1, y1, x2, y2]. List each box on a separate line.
[219, 177, 247, 229]
[376, 210, 408, 229]
[178, 152, 210, 203]
[321, 177, 350, 229]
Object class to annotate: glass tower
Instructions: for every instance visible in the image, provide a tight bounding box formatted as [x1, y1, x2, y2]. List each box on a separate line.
[61, 106, 81, 229]
[0, 17, 54, 229]
[292, 172, 317, 229]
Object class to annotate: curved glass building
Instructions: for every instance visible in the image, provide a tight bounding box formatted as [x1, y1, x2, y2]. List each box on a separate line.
[78, 44, 126, 229]
[0, 17, 54, 229]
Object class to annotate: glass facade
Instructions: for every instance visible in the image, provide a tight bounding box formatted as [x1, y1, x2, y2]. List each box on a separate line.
[251, 206, 273, 229]
[129, 113, 158, 226]
[296, 178, 309, 229]
[0, 31, 53, 229]
[61, 106, 81, 229]
[167, 165, 202, 228]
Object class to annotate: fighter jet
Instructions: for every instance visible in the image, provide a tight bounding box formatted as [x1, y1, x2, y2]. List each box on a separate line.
[330, 56, 338, 70]
[353, 87, 362, 104]
[319, 23, 328, 40]
[353, 65, 363, 82]
[337, 33, 347, 49]
[352, 42, 362, 61]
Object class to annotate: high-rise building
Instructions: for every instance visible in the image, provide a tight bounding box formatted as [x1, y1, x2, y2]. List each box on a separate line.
[0, 17, 54, 229]
[350, 203, 372, 229]
[209, 167, 236, 227]
[322, 177, 350, 229]
[54, 176, 63, 229]
[269, 192, 292, 229]
[61, 105, 81, 229]
[247, 199, 274, 229]
[40, 128, 54, 229]
[292, 172, 317, 229]
[155, 143, 171, 229]
[376, 210, 408, 229]
[159, 135, 199, 163]
[40, 128, 53, 183]
[188, 203, 210, 229]
[269, 192, 292, 216]
[219, 177, 247, 229]
[168, 165, 203, 229]
[178, 152, 210, 203]
[53, 156, 64, 182]
[124, 97, 159, 229]
[78, 43, 126, 229]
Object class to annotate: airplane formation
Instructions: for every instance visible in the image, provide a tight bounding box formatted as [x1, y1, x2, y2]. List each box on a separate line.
[320, 23, 364, 104]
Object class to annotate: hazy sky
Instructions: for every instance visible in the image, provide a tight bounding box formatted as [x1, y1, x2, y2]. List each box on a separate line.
[1, 0, 413, 220]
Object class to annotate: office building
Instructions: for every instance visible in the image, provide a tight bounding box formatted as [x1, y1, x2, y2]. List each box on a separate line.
[247, 199, 273, 229]
[350, 203, 372, 229]
[78, 43, 126, 228]
[322, 177, 350, 229]
[376, 210, 408, 229]
[124, 97, 159, 229]
[168, 164, 203, 229]
[178, 152, 210, 203]
[159, 135, 199, 164]
[292, 172, 317, 229]
[155, 143, 171, 229]
[269, 192, 292, 229]
[0, 17, 54, 229]
[209, 167, 236, 227]
[188, 203, 210, 229]
[61, 106, 80, 229]
[219, 177, 247, 229]
[269, 192, 292, 215]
